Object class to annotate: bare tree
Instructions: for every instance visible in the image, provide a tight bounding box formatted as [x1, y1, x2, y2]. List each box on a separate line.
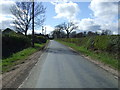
[11, 2, 46, 36]
[51, 30, 58, 38]
[62, 22, 78, 38]
[54, 24, 64, 38]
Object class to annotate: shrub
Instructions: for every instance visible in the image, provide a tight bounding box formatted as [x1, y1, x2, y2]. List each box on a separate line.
[28, 35, 47, 44]
[59, 35, 120, 58]
[94, 36, 110, 50]
[35, 36, 47, 43]
[2, 34, 31, 58]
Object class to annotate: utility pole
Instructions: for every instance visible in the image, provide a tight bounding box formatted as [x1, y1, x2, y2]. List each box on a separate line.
[45, 27, 46, 35]
[42, 26, 44, 35]
[32, 0, 34, 47]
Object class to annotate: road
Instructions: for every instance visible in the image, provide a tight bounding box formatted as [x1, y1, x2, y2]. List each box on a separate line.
[20, 40, 118, 88]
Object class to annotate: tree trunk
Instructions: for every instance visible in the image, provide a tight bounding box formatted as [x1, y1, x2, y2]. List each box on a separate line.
[67, 34, 69, 38]
[32, 1, 34, 47]
[58, 30, 61, 38]
[67, 30, 69, 38]
[25, 25, 28, 36]
[25, 30, 27, 36]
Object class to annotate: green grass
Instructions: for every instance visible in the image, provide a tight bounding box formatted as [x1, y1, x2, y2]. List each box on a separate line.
[57, 40, 119, 70]
[2, 43, 46, 73]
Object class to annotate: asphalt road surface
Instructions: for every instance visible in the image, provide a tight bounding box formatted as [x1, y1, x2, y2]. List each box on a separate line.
[20, 40, 118, 88]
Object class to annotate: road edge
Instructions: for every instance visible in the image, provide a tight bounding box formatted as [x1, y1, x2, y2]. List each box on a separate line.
[2, 41, 50, 89]
[57, 40, 119, 79]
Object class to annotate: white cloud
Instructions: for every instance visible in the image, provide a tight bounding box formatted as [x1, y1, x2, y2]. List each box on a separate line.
[44, 25, 54, 34]
[53, 1, 80, 21]
[0, 20, 14, 30]
[77, 18, 101, 31]
[89, 0, 118, 22]
[53, 0, 118, 34]
[0, 1, 16, 15]
[0, 1, 16, 29]
[89, 0, 118, 33]
[0, 14, 14, 22]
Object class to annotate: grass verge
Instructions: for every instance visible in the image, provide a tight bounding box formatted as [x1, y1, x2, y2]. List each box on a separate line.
[57, 40, 119, 71]
[1, 43, 46, 73]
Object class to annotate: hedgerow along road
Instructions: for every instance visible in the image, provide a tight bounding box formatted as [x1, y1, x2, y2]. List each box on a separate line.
[20, 40, 118, 88]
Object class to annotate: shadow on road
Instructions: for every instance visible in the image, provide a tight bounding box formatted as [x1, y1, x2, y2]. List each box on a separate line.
[45, 47, 78, 55]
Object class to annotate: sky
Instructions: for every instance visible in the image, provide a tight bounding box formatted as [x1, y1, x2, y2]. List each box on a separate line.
[0, 0, 119, 34]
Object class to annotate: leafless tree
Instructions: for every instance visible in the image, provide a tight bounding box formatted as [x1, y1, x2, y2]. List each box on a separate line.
[62, 22, 78, 38]
[54, 24, 64, 38]
[11, 2, 46, 36]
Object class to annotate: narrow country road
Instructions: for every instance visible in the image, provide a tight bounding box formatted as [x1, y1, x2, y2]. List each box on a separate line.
[20, 40, 118, 88]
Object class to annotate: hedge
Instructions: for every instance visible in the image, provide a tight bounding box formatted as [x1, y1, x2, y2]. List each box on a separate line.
[60, 35, 120, 58]
[28, 35, 47, 44]
[2, 34, 31, 58]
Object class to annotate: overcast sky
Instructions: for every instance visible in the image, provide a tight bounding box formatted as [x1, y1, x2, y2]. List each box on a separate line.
[0, 0, 119, 34]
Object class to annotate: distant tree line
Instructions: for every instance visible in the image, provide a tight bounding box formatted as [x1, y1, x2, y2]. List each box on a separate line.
[51, 21, 78, 38]
[71, 29, 112, 38]
[51, 21, 112, 38]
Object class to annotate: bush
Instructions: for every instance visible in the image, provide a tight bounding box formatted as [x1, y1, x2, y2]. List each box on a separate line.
[59, 35, 120, 58]
[28, 35, 47, 44]
[34, 36, 47, 43]
[94, 36, 110, 50]
[2, 34, 31, 58]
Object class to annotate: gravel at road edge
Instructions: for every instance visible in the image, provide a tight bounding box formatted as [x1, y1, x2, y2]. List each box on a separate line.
[2, 41, 49, 88]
